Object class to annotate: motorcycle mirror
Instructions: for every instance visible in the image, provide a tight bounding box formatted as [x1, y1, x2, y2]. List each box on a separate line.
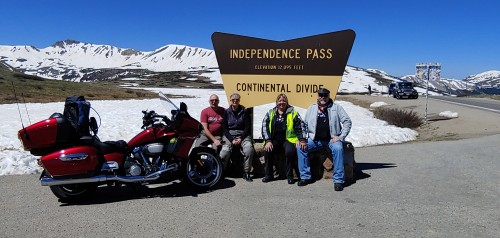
[180, 102, 187, 112]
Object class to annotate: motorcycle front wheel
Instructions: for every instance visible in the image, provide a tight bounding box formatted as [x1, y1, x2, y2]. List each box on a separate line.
[183, 150, 223, 188]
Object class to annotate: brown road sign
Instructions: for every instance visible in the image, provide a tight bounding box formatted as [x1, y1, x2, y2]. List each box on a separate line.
[212, 30, 355, 108]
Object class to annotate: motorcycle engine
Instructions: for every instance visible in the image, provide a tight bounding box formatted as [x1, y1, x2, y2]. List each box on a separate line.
[128, 163, 142, 176]
[124, 160, 142, 176]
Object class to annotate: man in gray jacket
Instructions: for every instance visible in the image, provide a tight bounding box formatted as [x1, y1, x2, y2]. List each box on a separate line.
[296, 88, 352, 191]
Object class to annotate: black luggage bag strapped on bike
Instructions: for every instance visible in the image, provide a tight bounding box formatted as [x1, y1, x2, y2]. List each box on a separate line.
[63, 95, 91, 137]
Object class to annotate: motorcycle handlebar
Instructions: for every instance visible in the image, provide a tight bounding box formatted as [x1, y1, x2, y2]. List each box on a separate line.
[141, 110, 171, 129]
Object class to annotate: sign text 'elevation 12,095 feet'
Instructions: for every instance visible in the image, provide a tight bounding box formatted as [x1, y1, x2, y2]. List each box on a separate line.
[211, 30, 356, 108]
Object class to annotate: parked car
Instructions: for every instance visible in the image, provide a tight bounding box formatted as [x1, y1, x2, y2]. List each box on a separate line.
[392, 82, 418, 99]
[387, 82, 396, 95]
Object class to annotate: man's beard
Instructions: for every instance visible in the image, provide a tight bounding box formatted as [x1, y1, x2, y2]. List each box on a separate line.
[318, 98, 328, 106]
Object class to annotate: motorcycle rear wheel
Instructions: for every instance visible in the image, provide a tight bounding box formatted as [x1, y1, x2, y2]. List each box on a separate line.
[49, 183, 98, 201]
[183, 150, 223, 188]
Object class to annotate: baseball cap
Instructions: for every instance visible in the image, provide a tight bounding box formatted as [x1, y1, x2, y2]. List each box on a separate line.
[317, 88, 330, 95]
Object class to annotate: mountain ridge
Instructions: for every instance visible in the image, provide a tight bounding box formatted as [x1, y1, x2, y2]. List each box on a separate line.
[0, 40, 216, 81]
[1, 40, 498, 95]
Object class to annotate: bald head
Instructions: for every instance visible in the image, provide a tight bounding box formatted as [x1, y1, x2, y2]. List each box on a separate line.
[209, 94, 219, 108]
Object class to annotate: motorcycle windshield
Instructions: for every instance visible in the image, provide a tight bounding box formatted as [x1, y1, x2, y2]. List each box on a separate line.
[159, 92, 180, 119]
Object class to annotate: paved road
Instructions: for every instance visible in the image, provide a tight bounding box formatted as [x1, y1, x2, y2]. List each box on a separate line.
[429, 96, 500, 113]
[1, 134, 499, 237]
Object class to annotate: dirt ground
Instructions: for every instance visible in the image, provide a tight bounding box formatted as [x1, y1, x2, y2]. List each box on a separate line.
[340, 94, 500, 142]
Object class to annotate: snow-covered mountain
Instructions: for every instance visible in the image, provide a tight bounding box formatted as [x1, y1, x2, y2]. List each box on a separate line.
[465, 70, 500, 88]
[0, 40, 216, 81]
[1, 40, 498, 95]
[402, 75, 474, 94]
[401, 70, 500, 95]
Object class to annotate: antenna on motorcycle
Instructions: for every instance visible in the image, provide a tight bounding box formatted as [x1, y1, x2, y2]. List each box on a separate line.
[11, 82, 30, 139]
[158, 92, 179, 110]
[21, 93, 32, 125]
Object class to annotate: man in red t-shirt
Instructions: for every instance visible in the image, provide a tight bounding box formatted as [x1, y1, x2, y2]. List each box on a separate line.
[195, 94, 226, 152]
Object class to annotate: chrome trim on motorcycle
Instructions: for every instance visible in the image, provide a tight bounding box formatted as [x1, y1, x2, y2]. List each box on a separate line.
[40, 164, 179, 186]
[188, 136, 201, 157]
[133, 147, 153, 172]
[142, 143, 164, 155]
[101, 161, 119, 171]
[58, 153, 88, 161]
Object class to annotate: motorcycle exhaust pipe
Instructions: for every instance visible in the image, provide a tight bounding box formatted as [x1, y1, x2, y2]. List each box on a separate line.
[40, 165, 178, 186]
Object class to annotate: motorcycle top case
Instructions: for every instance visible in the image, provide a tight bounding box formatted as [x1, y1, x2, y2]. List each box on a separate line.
[39, 146, 100, 177]
[18, 117, 79, 155]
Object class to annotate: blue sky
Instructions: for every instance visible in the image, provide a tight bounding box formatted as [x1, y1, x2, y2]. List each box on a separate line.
[1, 0, 498, 79]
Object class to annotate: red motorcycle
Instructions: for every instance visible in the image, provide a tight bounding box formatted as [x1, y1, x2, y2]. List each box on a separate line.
[18, 92, 223, 201]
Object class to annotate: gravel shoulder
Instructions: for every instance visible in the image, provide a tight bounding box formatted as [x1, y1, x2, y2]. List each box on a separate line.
[340, 95, 500, 142]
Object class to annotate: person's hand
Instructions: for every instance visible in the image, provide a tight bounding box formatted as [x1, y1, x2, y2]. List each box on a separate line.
[233, 138, 241, 146]
[213, 139, 222, 147]
[264, 141, 273, 152]
[331, 136, 340, 143]
[297, 140, 307, 151]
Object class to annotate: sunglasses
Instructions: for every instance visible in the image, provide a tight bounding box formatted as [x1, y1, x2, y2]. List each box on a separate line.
[210, 99, 219, 102]
[318, 93, 330, 97]
[231, 98, 240, 102]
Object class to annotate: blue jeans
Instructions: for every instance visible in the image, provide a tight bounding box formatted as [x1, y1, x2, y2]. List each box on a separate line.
[297, 138, 345, 183]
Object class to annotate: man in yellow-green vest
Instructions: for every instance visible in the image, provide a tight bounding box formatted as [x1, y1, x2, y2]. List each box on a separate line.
[261, 94, 306, 184]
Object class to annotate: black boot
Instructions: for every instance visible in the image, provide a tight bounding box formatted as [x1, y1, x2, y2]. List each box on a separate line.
[262, 176, 272, 183]
[334, 183, 343, 191]
[243, 172, 253, 182]
[297, 179, 312, 186]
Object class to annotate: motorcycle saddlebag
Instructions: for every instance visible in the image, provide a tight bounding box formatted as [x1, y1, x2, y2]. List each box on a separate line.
[39, 146, 100, 177]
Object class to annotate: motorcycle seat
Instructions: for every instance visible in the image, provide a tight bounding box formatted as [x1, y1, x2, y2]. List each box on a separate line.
[93, 140, 129, 154]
